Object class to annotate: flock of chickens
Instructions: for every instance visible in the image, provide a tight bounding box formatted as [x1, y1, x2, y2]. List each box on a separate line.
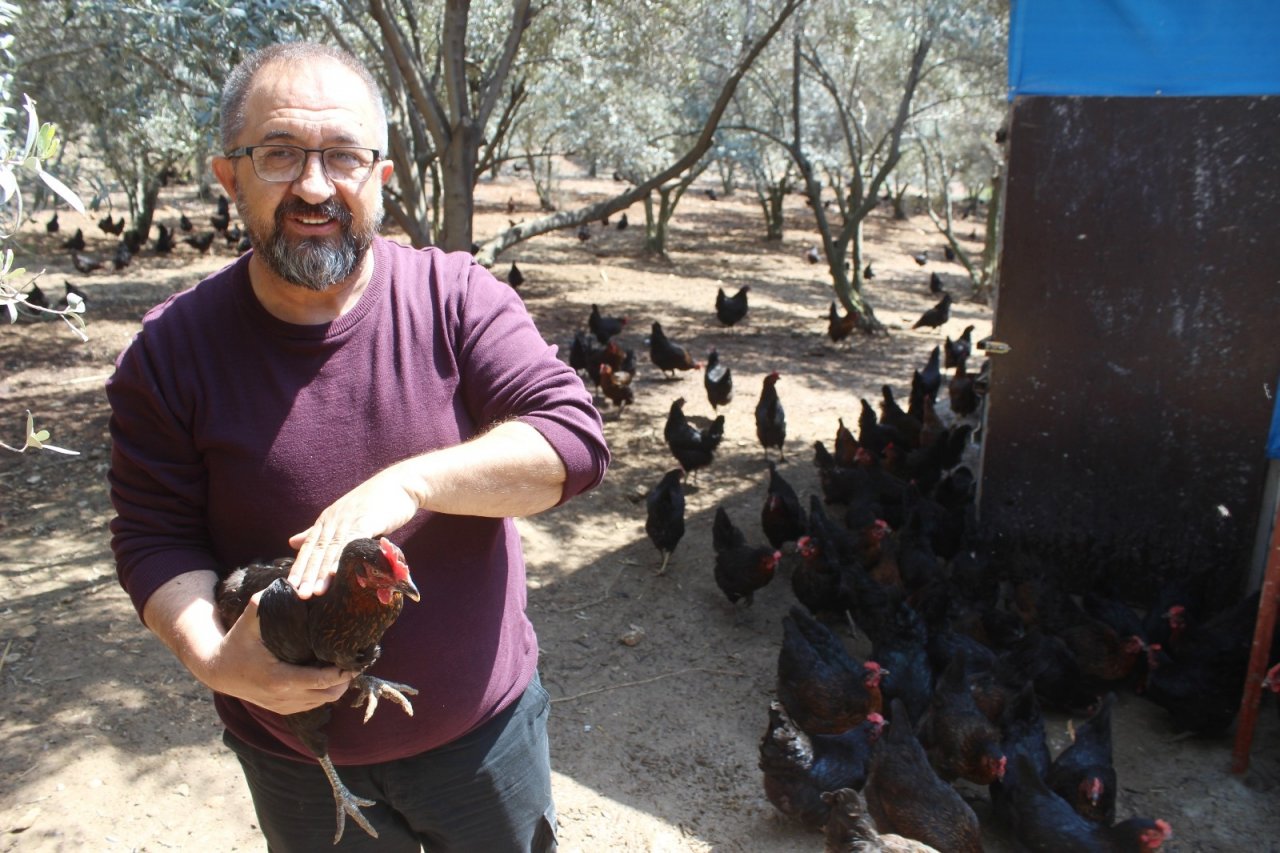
[561, 258, 1279, 852]
[20, 196, 247, 316]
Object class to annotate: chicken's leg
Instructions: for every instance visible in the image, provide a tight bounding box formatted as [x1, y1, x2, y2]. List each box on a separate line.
[350, 674, 419, 723]
[318, 753, 377, 843]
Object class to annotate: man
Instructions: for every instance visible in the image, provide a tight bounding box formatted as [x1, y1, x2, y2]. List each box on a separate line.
[107, 42, 608, 851]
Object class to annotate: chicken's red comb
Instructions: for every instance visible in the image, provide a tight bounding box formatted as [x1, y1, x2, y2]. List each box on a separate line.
[1156, 819, 1172, 839]
[866, 712, 885, 726]
[378, 537, 410, 581]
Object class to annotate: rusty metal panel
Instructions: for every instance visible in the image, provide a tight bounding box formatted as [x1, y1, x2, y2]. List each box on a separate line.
[980, 96, 1280, 604]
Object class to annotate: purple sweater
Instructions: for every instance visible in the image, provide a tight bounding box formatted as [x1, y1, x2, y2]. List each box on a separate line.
[107, 237, 608, 765]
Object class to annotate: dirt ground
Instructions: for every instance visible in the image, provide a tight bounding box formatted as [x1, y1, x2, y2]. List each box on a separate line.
[2, 168, 1279, 852]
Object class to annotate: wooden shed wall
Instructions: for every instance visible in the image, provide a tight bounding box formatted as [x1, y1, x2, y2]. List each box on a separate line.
[978, 96, 1280, 604]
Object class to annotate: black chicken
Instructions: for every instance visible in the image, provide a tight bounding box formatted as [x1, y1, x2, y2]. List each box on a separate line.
[929, 271, 944, 294]
[758, 701, 885, 829]
[214, 537, 421, 842]
[61, 228, 85, 251]
[944, 244, 957, 261]
[912, 293, 951, 330]
[616, 212, 628, 230]
[153, 223, 176, 254]
[211, 194, 231, 232]
[98, 213, 125, 235]
[507, 262, 525, 289]
[944, 324, 975, 369]
[663, 397, 724, 479]
[112, 240, 132, 271]
[179, 212, 194, 232]
[1002, 754, 1172, 853]
[778, 606, 884, 734]
[703, 348, 733, 411]
[760, 461, 806, 550]
[863, 699, 985, 853]
[71, 252, 103, 274]
[1047, 692, 1117, 825]
[755, 371, 786, 461]
[184, 231, 216, 254]
[715, 285, 750, 327]
[59, 280, 89, 312]
[869, 601, 934, 727]
[645, 469, 685, 574]
[863, 263, 875, 280]
[587, 304, 626, 344]
[46, 212, 59, 233]
[649, 321, 700, 377]
[712, 506, 780, 606]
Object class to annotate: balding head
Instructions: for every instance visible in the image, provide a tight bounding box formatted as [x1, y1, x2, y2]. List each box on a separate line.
[220, 42, 388, 154]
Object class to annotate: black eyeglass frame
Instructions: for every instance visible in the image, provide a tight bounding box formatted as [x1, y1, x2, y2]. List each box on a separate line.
[224, 144, 384, 184]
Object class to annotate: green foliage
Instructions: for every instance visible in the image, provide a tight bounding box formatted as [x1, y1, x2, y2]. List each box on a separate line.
[0, 95, 86, 456]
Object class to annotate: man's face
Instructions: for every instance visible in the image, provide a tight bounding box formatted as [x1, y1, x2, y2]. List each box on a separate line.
[226, 58, 390, 292]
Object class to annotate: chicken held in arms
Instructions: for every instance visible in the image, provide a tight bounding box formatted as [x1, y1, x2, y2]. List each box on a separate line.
[215, 537, 421, 843]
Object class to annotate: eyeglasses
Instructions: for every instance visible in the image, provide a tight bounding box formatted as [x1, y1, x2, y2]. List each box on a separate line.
[225, 145, 383, 184]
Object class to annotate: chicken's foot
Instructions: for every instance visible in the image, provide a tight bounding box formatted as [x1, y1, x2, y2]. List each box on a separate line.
[319, 753, 377, 843]
[351, 674, 419, 723]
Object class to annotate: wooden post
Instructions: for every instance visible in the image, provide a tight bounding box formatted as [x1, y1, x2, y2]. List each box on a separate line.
[1231, 496, 1280, 773]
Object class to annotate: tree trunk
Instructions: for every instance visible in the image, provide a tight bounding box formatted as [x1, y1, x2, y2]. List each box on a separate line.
[437, 118, 480, 251]
[976, 165, 1003, 303]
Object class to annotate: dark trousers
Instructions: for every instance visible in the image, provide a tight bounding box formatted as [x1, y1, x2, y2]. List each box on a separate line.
[224, 674, 557, 852]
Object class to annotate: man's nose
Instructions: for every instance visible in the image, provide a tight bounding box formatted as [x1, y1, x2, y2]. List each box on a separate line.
[292, 151, 335, 202]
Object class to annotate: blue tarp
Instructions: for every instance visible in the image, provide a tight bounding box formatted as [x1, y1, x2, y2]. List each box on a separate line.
[1270, 376, 1280, 459]
[1009, 0, 1280, 97]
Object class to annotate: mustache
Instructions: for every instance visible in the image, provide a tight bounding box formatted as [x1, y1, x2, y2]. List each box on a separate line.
[274, 197, 353, 229]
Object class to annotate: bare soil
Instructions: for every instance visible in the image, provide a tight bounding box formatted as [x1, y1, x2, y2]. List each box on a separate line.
[2, 168, 1278, 852]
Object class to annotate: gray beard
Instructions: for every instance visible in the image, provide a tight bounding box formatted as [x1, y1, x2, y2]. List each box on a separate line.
[239, 198, 382, 292]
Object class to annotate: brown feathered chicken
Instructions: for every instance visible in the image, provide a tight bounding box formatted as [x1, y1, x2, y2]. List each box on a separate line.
[916, 649, 1007, 785]
[755, 371, 787, 461]
[215, 537, 421, 842]
[712, 506, 780, 606]
[828, 301, 858, 344]
[821, 788, 942, 853]
[863, 699, 984, 853]
[597, 363, 634, 413]
[778, 606, 885, 734]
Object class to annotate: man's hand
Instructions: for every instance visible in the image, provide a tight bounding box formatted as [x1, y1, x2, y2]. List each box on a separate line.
[287, 465, 420, 599]
[287, 419, 565, 598]
[208, 591, 353, 714]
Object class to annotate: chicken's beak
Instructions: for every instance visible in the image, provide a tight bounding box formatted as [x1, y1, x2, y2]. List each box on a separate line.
[396, 576, 421, 602]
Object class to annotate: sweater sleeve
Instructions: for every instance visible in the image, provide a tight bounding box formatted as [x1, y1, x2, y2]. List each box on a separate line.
[106, 324, 221, 620]
[453, 258, 609, 504]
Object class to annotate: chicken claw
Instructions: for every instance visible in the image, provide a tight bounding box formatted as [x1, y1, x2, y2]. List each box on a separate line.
[319, 754, 378, 843]
[350, 674, 418, 723]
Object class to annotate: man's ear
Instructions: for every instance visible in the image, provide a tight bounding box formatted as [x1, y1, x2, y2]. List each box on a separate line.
[211, 155, 238, 197]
